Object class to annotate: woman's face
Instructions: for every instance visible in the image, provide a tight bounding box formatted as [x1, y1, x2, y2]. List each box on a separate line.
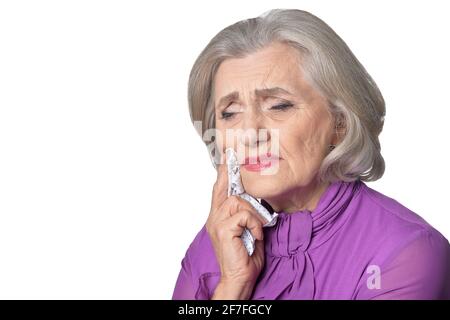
[213, 41, 336, 211]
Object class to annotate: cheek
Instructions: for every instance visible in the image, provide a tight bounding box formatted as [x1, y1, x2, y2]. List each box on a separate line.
[213, 125, 233, 146]
[278, 120, 311, 159]
[279, 118, 331, 169]
[217, 127, 226, 143]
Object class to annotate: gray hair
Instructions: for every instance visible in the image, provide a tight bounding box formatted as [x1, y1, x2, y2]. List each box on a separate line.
[188, 8, 385, 182]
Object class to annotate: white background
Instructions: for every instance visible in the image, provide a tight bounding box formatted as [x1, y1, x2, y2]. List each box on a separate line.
[0, 0, 449, 299]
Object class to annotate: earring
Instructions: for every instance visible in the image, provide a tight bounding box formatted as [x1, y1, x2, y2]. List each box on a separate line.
[329, 144, 336, 151]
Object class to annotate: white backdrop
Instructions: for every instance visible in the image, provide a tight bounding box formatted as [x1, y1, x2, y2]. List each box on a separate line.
[0, 0, 449, 299]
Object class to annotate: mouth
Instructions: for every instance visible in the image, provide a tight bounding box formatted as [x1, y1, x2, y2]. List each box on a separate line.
[242, 152, 281, 172]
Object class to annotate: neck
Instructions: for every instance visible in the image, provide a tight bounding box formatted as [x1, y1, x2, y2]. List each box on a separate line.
[265, 177, 330, 214]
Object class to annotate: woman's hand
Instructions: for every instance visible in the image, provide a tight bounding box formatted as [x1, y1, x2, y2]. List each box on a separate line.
[206, 159, 266, 300]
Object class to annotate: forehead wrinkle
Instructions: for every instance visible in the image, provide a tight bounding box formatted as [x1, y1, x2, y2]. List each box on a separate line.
[215, 49, 302, 108]
[261, 62, 277, 87]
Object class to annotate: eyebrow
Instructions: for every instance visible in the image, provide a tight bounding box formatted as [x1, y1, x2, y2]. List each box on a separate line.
[216, 87, 294, 109]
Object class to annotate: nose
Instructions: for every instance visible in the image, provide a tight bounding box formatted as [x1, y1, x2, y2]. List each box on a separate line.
[238, 108, 270, 148]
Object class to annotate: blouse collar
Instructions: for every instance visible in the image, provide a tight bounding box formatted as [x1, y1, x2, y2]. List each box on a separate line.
[264, 179, 363, 257]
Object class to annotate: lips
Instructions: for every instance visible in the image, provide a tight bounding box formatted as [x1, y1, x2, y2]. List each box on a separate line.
[243, 152, 280, 172]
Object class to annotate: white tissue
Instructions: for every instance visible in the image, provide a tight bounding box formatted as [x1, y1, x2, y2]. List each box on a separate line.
[225, 148, 279, 256]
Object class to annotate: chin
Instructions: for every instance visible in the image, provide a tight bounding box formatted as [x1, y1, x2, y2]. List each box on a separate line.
[241, 173, 286, 199]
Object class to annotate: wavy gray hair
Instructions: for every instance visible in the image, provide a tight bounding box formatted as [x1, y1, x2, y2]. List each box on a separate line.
[188, 8, 385, 182]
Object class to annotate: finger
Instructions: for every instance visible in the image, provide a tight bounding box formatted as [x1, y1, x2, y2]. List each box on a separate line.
[226, 210, 264, 241]
[213, 195, 259, 224]
[210, 149, 227, 213]
[224, 196, 267, 225]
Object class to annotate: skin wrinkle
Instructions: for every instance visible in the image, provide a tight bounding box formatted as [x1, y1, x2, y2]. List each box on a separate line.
[214, 41, 338, 214]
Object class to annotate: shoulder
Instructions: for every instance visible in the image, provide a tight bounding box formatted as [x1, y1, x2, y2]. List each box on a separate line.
[349, 181, 450, 273]
[173, 225, 220, 300]
[185, 224, 220, 273]
[360, 182, 431, 228]
[355, 182, 447, 243]
[352, 182, 450, 298]
[181, 224, 221, 299]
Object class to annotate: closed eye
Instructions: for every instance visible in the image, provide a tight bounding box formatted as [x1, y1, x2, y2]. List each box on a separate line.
[270, 103, 293, 111]
[220, 111, 235, 120]
[220, 103, 294, 120]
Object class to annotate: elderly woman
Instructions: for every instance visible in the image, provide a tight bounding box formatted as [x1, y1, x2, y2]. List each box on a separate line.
[172, 9, 450, 300]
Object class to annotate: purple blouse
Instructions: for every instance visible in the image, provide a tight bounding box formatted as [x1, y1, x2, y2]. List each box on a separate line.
[172, 180, 450, 299]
